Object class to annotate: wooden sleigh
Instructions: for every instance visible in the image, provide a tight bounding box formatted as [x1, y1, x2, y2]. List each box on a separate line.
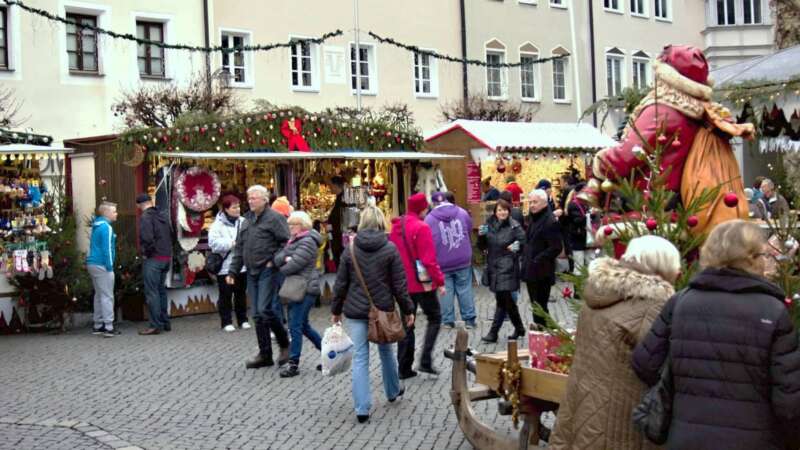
[445, 328, 569, 450]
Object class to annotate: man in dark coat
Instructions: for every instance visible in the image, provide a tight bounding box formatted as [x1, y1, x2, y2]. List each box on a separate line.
[520, 189, 562, 325]
[228, 185, 291, 369]
[136, 194, 173, 336]
[327, 176, 346, 264]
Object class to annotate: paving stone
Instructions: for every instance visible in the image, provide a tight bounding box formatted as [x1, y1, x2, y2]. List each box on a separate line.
[0, 284, 576, 449]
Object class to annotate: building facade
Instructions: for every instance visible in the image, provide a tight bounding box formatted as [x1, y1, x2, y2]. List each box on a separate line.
[702, 0, 775, 69]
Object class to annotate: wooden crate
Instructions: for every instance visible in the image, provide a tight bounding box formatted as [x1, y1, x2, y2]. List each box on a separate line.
[475, 349, 568, 405]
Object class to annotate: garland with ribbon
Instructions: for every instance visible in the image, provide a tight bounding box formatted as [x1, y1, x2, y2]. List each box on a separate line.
[368, 31, 570, 68]
[3, 0, 342, 53]
[119, 107, 423, 156]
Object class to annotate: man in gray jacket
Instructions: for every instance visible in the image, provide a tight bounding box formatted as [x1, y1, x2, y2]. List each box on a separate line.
[227, 185, 291, 368]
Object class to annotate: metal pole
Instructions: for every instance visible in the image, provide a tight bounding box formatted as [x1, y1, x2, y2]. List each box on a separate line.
[568, 0, 583, 121]
[353, 0, 362, 111]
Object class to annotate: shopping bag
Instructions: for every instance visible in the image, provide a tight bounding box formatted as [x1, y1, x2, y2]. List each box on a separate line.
[321, 323, 354, 377]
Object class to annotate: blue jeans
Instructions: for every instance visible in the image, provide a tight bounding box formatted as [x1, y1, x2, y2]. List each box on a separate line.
[441, 267, 477, 325]
[143, 258, 170, 330]
[287, 294, 322, 362]
[347, 318, 401, 416]
[247, 268, 289, 356]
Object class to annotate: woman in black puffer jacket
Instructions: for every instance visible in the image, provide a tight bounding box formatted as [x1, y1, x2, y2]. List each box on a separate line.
[331, 206, 415, 424]
[273, 211, 324, 378]
[479, 199, 526, 343]
[633, 220, 800, 450]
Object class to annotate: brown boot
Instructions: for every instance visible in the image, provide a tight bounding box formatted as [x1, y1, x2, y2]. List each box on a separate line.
[245, 353, 274, 369]
[278, 347, 290, 367]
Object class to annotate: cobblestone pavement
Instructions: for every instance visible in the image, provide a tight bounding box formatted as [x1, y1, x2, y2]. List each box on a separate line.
[0, 283, 576, 450]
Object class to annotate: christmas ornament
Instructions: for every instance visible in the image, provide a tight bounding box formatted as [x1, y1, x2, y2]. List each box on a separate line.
[687, 215, 699, 227]
[670, 211, 679, 223]
[496, 157, 506, 174]
[511, 159, 522, 174]
[657, 135, 667, 144]
[671, 139, 682, 147]
[176, 167, 221, 212]
[600, 179, 616, 193]
[280, 118, 311, 152]
[723, 192, 739, 208]
[646, 218, 658, 230]
[561, 286, 573, 299]
[603, 226, 614, 236]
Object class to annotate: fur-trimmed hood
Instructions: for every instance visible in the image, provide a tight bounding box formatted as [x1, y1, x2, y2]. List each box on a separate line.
[583, 257, 675, 309]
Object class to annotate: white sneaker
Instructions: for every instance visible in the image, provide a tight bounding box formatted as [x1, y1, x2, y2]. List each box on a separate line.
[223, 325, 236, 333]
[270, 331, 276, 339]
[241, 322, 251, 330]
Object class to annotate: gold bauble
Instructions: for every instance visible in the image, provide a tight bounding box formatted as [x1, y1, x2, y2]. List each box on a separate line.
[601, 179, 616, 193]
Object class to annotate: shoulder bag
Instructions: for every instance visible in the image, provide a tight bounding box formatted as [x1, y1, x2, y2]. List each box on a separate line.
[278, 235, 312, 304]
[349, 243, 405, 344]
[401, 216, 432, 286]
[206, 220, 239, 275]
[632, 350, 673, 444]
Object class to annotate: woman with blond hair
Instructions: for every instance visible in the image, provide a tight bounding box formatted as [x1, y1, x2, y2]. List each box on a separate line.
[633, 220, 800, 450]
[331, 205, 415, 423]
[550, 235, 680, 450]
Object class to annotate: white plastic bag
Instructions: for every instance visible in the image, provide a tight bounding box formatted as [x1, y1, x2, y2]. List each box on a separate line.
[321, 323, 354, 377]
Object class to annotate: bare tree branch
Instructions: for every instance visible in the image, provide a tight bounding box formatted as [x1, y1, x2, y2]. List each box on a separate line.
[439, 94, 539, 122]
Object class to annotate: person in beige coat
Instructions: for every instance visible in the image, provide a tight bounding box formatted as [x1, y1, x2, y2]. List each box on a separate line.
[549, 235, 680, 450]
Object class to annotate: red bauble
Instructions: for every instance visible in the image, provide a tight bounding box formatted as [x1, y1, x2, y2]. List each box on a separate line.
[167, 145, 173, 151]
[332, 128, 338, 135]
[670, 211, 679, 223]
[603, 226, 614, 236]
[687, 215, 699, 227]
[723, 192, 739, 207]
[260, 138, 267, 145]
[316, 127, 322, 133]
[161, 136, 169, 143]
[385, 131, 392, 137]
[228, 142, 235, 149]
[643, 190, 652, 202]
[218, 128, 225, 136]
[199, 127, 207, 135]
[244, 128, 251, 135]
[182, 135, 190, 143]
[646, 218, 658, 230]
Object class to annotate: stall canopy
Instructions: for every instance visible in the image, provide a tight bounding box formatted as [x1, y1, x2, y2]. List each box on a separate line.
[152, 150, 462, 160]
[423, 119, 616, 152]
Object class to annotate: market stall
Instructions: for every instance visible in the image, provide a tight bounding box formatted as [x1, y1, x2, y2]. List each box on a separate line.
[117, 109, 461, 316]
[423, 119, 616, 224]
[0, 141, 74, 333]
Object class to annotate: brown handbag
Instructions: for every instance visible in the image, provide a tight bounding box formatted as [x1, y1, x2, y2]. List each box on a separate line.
[349, 243, 406, 344]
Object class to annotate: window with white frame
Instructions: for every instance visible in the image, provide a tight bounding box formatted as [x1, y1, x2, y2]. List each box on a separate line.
[632, 52, 650, 90]
[552, 54, 568, 101]
[66, 13, 99, 73]
[654, 0, 669, 19]
[290, 38, 319, 90]
[486, 50, 507, 99]
[413, 51, 437, 96]
[350, 43, 376, 94]
[606, 48, 624, 96]
[0, 7, 8, 69]
[604, 0, 621, 11]
[630, 0, 646, 15]
[520, 53, 538, 100]
[716, 0, 735, 24]
[743, 0, 762, 24]
[221, 32, 248, 85]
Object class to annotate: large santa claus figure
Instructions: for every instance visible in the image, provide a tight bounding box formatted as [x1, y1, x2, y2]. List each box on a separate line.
[579, 45, 754, 235]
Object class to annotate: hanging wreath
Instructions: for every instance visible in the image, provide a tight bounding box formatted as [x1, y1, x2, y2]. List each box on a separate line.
[176, 166, 221, 212]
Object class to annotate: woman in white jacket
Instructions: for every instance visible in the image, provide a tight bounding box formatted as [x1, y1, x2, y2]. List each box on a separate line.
[208, 195, 249, 332]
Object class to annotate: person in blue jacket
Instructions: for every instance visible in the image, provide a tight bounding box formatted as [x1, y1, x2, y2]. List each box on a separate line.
[86, 202, 118, 337]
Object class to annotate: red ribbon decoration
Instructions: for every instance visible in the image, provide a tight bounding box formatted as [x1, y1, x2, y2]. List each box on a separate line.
[280, 118, 311, 152]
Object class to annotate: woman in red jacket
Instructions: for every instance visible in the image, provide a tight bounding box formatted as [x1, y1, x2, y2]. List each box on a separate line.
[389, 193, 446, 378]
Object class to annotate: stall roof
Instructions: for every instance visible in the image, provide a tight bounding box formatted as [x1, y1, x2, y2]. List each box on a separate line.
[152, 151, 463, 161]
[424, 119, 616, 151]
[711, 45, 800, 86]
[0, 144, 73, 154]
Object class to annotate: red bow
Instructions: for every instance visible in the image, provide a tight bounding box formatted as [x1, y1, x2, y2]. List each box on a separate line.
[280, 118, 311, 152]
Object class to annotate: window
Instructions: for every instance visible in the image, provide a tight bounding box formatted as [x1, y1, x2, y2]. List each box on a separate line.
[66, 13, 99, 73]
[550, 0, 565, 6]
[486, 50, 507, 99]
[632, 52, 650, 90]
[606, 48, 624, 96]
[604, 0, 621, 11]
[136, 21, 165, 78]
[552, 56, 567, 101]
[716, 0, 735, 24]
[290, 38, 318, 90]
[0, 7, 7, 69]
[520, 53, 538, 100]
[654, 0, 669, 19]
[743, 0, 762, 24]
[413, 51, 437, 96]
[630, 0, 646, 15]
[350, 43, 376, 94]
[221, 32, 247, 84]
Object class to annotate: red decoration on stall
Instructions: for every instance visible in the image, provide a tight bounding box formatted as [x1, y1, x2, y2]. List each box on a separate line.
[280, 118, 311, 152]
[176, 167, 222, 212]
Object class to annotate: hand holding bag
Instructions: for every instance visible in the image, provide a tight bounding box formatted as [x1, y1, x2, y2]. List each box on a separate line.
[349, 243, 405, 344]
[401, 216, 432, 285]
[632, 351, 673, 445]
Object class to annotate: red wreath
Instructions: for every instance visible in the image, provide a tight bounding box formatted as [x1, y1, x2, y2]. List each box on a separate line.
[176, 167, 221, 212]
[280, 118, 311, 152]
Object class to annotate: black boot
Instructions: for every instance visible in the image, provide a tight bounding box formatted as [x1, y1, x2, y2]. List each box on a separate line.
[506, 302, 527, 340]
[245, 352, 274, 369]
[482, 307, 504, 343]
[279, 360, 299, 378]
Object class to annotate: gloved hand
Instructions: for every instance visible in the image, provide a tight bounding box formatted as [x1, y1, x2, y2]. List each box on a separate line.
[478, 224, 489, 236]
[508, 241, 520, 253]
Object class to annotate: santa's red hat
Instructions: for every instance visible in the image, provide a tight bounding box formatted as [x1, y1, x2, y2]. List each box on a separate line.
[658, 45, 710, 86]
